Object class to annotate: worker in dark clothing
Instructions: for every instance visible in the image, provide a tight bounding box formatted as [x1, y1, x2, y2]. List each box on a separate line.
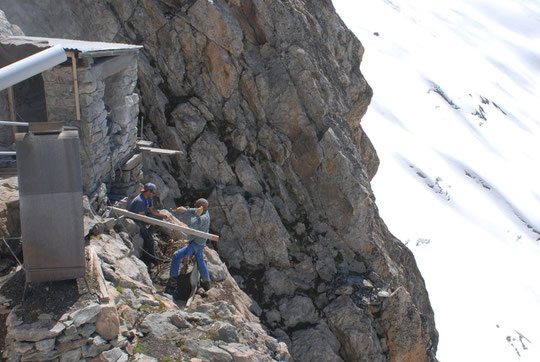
[168, 198, 213, 292]
[128, 182, 168, 264]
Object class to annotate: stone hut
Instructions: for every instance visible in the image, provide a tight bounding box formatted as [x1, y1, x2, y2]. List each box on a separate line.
[0, 36, 143, 195]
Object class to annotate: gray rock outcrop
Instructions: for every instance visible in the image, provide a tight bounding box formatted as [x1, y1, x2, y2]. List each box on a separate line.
[0, 186, 290, 360]
[0, 1, 439, 360]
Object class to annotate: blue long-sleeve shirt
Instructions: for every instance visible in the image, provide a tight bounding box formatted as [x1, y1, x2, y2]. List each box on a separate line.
[187, 208, 210, 246]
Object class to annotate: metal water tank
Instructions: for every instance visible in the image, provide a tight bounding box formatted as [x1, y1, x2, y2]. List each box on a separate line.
[16, 124, 84, 282]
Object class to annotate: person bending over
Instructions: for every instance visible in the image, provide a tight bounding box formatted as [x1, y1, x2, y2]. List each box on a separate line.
[128, 182, 168, 264]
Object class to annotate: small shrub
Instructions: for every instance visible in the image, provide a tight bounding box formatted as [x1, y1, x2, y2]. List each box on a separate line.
[133, 339, 147, 354]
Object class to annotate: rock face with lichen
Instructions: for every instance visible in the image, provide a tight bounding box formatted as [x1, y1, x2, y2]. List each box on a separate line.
[0, 1, 438, 360]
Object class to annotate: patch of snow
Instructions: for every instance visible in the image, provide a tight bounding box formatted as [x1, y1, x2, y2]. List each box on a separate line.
[333, 0, 540, 360]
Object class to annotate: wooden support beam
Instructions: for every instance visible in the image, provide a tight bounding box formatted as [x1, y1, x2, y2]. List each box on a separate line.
[6, 87, 17, 141]
[120, 153, 143, 171]
[71, 55, 81, 121]
[89, 248, 110, 303]
[136, 139, 153, 147]
[6, 87, 15, 122]
[138, 146, 183, 155]
[110, 207, 219, 242]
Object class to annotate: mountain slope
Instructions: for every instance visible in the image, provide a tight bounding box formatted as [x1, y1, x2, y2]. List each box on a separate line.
[0, 1, 438, 360]
[333, 0, 540, 360]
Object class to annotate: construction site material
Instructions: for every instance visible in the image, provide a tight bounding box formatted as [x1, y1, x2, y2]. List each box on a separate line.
[136, 139, 153, 147]
[137, 146, 182, 155]
[16, 129, 85, 283]
[0, 45, 67, 91]
[28, 122, 65, 133]
[110, 207, 219, 242]
[70, 54, 81, 121]
[89, 247, 110, 303]
[120, 153, 143, 171]
[5, 36, 143, 58]
[0, 120, 29, 126]
[7, 87, 15, 121]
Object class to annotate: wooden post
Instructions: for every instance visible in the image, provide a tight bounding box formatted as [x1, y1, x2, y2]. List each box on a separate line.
[89, 248, 110, 303]
[109, 207, 220, 242]
[6, 87, 15, 121]
[6, 87, 16, 141]
[71, 54, 81, 121]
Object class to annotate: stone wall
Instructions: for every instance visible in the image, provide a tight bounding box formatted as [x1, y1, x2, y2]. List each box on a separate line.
[3, 302, 125, 361]
[42, 56, 140, 194]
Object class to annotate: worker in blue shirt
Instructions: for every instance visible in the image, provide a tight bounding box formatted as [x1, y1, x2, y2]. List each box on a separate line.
[128, 182, 168, 264]
[169, 198, 213, 292]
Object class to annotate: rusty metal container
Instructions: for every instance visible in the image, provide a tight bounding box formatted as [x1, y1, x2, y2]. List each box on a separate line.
[16, 125, 84, 282]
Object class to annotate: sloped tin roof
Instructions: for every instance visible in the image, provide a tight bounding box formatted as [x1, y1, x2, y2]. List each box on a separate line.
[5, 36, 142, 57]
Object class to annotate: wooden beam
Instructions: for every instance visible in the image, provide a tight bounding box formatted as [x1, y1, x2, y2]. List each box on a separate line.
[136, 139, 153, 147]
[90, 248, 110, 303]
[71, 55, 81, 121]
[6, 87, 16, 141]
[138, 146, 183, 155]
[7, 87, 15, 122]
[110, 207, 219, 242]
[120, 153, 143, 171]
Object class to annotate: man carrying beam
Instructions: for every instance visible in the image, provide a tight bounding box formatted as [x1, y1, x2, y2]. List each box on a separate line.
[128, 182, 169, 264]
[168, 198, 214, 292]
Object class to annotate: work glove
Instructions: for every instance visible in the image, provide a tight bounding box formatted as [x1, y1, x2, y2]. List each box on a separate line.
[175, 206, 188, 213]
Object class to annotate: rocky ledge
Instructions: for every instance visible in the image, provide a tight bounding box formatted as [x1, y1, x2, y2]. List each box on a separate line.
[0, 177, 290, 361]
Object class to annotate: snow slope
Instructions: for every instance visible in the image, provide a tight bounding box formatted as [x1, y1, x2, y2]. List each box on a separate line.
[332, 0, 540, 360]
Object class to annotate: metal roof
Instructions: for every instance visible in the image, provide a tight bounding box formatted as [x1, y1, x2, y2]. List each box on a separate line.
[4, 36, 143, 57]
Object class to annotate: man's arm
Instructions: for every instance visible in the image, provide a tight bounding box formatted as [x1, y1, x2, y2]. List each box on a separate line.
[149, 206, 168, 219]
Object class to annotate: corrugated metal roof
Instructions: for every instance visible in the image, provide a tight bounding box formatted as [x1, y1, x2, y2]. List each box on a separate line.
[5, 36, 142, 56]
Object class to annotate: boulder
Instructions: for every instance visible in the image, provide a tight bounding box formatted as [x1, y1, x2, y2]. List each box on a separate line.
[379, 287, 430, 361]
[278, 295, 318, 328]
[9, 320, 65, 342]
[291, 323, 343, 362]
[96, 304, 120, 340]
[70, 303, 101, 327]
[324, 295, 384, 361]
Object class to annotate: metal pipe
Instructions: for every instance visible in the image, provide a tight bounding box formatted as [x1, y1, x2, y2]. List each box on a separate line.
[0, 45, 67, 91]
[0, 120, 29, 127]
[0, 151, 17, 156]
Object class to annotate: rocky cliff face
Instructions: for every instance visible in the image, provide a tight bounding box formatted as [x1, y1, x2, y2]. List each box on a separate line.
[0, 1, 438, 360]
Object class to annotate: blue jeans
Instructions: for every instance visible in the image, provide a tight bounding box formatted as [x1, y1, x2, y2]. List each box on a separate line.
[170, 243, 210, 281]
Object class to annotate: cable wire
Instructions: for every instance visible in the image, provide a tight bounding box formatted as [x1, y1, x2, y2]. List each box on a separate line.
[1, 236, 24, 270]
